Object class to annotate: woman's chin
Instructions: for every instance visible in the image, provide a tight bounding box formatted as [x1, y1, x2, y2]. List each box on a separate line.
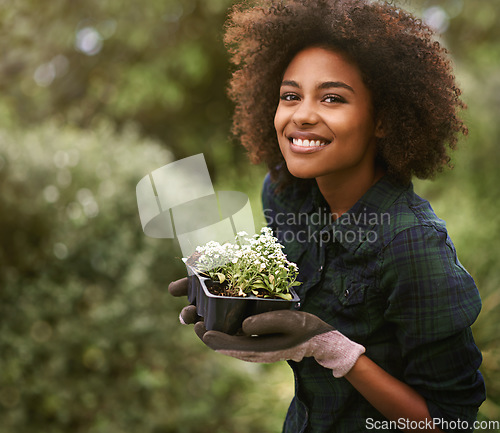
[284, 162, 319, 180]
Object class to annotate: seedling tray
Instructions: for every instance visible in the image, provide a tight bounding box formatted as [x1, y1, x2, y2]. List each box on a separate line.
[186, 265, 300, 335]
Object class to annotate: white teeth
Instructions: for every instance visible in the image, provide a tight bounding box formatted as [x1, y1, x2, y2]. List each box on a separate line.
[292, 138, 327, 147]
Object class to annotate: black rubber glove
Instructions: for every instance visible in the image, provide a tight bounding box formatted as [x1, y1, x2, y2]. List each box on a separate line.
[168, 277, 200, 325]
[196, 310, 366, 378]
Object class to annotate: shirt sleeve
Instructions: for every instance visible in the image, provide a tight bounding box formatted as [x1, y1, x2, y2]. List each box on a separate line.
[379, 224, 485, 431]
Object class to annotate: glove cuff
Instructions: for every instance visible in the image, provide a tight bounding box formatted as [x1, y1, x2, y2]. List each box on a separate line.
[310, 330, 366, 378]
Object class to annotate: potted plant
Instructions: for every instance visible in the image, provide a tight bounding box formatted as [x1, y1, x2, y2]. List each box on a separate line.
[184, 228, 301, 334]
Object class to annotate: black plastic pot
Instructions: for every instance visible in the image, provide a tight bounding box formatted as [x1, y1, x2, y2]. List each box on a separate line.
[186, 265, 300, 335]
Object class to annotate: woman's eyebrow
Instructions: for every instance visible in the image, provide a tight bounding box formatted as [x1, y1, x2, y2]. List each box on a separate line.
[318, 81, 355, 93]
[280, 80, 300, 88]
[280, 80, 355, 93]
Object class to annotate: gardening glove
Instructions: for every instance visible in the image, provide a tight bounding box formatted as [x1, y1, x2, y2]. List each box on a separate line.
[195, 310, 365, 378]
[168, 277, 201, 325]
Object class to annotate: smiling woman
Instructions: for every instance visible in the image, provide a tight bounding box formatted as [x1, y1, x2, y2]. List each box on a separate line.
[167, 1, 486, 432]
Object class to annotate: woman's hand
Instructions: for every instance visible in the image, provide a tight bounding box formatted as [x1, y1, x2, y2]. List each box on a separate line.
[168, 280, 365, 378]
[196, 310, 365, 378]
[168, 277, 201, 325]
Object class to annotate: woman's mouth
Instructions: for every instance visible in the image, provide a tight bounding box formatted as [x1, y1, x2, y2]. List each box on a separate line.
[289, 137, 330, 153]
[292, 138, 328, 147]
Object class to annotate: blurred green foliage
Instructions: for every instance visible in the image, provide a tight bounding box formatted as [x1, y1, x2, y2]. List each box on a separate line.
[0, 0, 242, 177]
[1, 0, 500, 431]
[0, 120, 290, 432]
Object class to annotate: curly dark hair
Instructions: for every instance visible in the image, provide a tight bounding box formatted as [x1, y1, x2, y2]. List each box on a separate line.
[224, 0, 467, 187]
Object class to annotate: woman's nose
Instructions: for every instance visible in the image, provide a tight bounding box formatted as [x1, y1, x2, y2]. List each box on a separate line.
[292, 100, 319, 126]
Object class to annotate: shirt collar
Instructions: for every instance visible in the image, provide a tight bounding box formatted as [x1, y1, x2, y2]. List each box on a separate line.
[298, 180, 329, 214]
[301, 176, 410, 253]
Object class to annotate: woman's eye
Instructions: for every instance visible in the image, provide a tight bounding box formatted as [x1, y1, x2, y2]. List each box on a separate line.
[323, 95, 346, 103]
[280, 93, 300, 102]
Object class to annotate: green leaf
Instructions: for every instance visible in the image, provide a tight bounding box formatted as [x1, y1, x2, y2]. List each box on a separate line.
[215, 273, 225, 283]
[275, 293, 293, 301]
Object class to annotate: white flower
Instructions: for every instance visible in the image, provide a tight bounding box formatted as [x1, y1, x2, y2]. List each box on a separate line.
[189, 227, 300, 297]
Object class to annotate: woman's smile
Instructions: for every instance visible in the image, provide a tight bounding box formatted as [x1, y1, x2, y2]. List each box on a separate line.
[287, 131, 332, 153]
[289, 138, 328, 152]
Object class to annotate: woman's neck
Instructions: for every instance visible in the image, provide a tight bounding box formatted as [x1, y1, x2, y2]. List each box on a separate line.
[315, 165, 385, 218]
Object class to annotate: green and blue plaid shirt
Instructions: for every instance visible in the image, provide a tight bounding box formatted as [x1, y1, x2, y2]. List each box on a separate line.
[262, 174, 485, 433]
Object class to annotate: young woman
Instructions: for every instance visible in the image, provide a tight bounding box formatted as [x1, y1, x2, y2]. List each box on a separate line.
[169, 1, 486, 431]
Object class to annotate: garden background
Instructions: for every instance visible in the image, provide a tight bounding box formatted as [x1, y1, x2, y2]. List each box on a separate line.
[1, 0, 499, 432]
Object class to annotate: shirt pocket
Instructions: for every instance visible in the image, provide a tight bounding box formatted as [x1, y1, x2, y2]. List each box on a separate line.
[330, 277, 381, 342]
[336, 276, 368, 307]
[317, 274, 369, 319]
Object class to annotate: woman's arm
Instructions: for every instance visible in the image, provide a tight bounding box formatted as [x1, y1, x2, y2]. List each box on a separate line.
[345, 355, 443, 433]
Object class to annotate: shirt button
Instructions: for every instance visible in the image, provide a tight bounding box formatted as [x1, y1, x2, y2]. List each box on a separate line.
[318, 266, 323, 273]
[294, 302, 301, 310]
[344, 289, 350, 298]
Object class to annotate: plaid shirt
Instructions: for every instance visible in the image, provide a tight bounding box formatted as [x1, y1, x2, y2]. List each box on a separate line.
[262, 174, 485, 433]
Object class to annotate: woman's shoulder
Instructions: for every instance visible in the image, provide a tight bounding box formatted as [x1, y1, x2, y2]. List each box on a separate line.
[379, 182, 449, 245]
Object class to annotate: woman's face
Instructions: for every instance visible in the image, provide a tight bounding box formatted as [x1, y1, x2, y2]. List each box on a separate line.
[274, 46, 382, 182]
